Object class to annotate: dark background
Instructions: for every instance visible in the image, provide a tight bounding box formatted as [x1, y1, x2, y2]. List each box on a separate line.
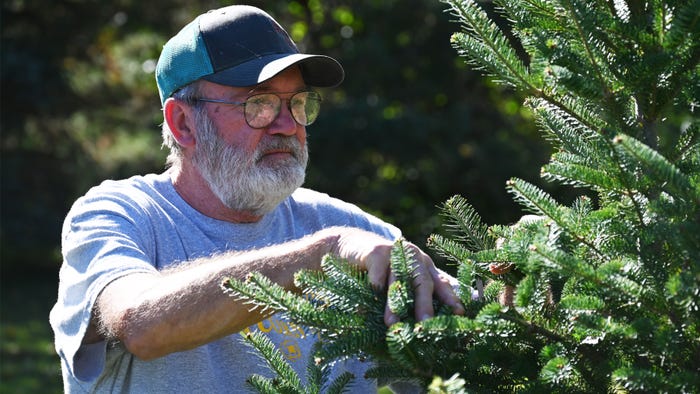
[1, 0, 562, 390]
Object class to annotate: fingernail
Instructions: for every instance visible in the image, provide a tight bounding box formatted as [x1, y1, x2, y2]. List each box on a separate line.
[420, 314, 432, 321]
[386, 315, 399, 326]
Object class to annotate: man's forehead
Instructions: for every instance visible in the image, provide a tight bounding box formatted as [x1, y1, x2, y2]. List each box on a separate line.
[198, 66, 305, 97]
[247, 67, 306, 93]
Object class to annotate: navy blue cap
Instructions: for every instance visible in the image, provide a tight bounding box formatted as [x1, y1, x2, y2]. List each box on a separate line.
[156, 5, 344, 104]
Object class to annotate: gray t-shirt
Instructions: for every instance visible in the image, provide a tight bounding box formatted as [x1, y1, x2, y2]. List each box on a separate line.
[50, 172, 401, 393]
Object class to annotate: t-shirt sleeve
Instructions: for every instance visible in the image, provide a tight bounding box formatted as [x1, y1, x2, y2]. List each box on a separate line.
[49, 191, 158, 382]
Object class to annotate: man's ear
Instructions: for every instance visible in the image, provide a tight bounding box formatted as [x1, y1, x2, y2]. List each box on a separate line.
[163, 98, 197, 148]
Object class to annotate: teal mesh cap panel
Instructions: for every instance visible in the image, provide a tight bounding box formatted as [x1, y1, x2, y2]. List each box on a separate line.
[156, 16, 214, 104]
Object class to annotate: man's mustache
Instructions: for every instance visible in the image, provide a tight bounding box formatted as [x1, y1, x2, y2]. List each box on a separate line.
[254, 137, 304, 162]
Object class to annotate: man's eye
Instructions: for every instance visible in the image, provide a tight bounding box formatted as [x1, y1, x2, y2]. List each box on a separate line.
[248, 98, 269, 106]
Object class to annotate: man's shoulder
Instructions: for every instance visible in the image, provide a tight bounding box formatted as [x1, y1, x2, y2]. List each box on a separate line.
[84, 173, 167, 197]
[288, 188, 357, 211]
[67, 172, 171, 218]
[289, 187, 332, 202]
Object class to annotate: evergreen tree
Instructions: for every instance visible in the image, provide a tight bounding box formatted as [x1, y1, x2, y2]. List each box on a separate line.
[223, 0, 699, 392]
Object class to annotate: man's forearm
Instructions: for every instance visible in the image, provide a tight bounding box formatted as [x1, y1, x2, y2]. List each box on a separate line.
[95, 229, 338, 360]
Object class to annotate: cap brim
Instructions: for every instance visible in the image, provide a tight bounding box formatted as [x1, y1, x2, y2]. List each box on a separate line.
[203, 53, 344, 88]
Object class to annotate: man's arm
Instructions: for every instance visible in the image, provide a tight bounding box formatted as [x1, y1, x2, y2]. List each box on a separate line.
[92, 226, 464, 360]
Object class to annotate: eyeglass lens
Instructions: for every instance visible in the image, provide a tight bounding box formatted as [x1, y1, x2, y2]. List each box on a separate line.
[245, 91, 321, 129]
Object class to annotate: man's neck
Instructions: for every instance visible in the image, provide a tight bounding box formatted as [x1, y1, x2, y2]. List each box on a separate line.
[168, 164, 263, 223]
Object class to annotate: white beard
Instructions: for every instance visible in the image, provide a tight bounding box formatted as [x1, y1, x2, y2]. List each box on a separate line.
[191, 110, 308, 217]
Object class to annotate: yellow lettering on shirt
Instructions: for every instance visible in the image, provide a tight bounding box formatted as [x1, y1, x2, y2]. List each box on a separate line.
[240, 316, 308, 362]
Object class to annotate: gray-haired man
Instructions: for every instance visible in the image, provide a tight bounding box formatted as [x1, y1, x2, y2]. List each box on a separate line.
[50, 5, 463, 392]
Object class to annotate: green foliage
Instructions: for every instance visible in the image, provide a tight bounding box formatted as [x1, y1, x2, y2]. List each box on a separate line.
[0, 276, 62, 392]
[224, 241, 457, 389]
[223, 0, 700, 392]
[240, 330, 354, 394]
[0, 319, 61, 394]
[244, 330, 306, 393]
[224, 241, 558, 391]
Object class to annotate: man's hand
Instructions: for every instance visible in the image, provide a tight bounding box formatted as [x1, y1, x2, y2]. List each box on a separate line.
[329, 227, 465, 326]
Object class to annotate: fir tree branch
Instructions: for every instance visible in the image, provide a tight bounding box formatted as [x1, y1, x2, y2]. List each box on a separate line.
[518, 0, 558, 20]
[391, 238, 420, 284]
[531, 243, 674, 320]
[324, 372, 354, 394]
[246, 374, 280, 394]
[438, 195, 495, 252]
[527, 97, 603, 157]
[506, 177, 607, 258]
[613, 133, 700, 204]
[305, 360, 324, 394]
[449, 0, 622, 145]
[489, 304, 569, 345]
[525, 96, 646, 226]
[223, 273, 365, 331]
[242, 330, 305, 393]
[449, 0, 677, 227]
[295, 256, 380, 318]
[671, 121, 699, 163]
[427, 233, 476, 266]
[386, 323, 425, 374]
[443, 0, 534, 90]
[527, 243, 599, 287]
[558, 0, 614, 101]
[542, 158, 622, 190]
[665, 0, 700, 48]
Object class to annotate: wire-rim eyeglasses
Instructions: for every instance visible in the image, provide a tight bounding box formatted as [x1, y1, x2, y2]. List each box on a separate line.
[194, 91, 322, 129]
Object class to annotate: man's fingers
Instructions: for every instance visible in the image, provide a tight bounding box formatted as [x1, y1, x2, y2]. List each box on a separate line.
[331, 229, 465, 326]
[411, 262, 435, 322]
[383, 251, 438, 325]
[365, 249, 390, 291]
[433, 270, 466, 316]
[414, 246, 465, 317]
[385, 253, 465, 326]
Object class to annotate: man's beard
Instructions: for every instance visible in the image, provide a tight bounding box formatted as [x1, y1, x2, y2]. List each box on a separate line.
[191, 110, 308, 217]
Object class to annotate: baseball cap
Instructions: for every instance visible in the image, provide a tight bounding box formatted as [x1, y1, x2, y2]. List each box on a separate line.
[155, 5, 345, 104]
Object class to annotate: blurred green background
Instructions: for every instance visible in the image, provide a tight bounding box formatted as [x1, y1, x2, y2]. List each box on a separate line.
[1, 0, 562, 391]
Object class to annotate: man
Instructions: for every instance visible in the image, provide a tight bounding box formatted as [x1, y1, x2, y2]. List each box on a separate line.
[50, 5, 463, 392]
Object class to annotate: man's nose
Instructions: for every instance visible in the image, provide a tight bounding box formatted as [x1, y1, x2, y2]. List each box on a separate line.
[267, 103, 299, 136]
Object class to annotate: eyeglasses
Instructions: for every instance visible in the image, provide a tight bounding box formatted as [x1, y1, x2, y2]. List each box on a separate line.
[195, 91, 322, 129]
